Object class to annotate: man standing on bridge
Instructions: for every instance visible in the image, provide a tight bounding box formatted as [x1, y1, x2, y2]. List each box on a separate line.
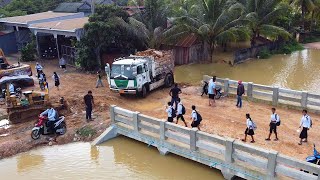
[298, 109, 312, 145]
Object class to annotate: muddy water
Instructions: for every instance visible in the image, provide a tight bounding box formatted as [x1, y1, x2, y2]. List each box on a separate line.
[175, 49, 320, 93]
[0, 136, 224, 180]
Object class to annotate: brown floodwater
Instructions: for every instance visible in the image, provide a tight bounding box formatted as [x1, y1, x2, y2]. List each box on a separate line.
[0, 136, 224, 180]
[175, 49, 320, 93]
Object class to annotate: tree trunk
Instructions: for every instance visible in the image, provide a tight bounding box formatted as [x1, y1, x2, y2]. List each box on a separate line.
[95, 45, 102, 69]
[302, 4, 306, 31]
[311, 10, 315, 32]
[209, 42, 215, 62]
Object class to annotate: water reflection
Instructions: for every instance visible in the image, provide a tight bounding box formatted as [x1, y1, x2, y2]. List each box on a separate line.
[175, 49, 320, 93]
[17, 154, 44, 172]
[90, 145, 99, 163]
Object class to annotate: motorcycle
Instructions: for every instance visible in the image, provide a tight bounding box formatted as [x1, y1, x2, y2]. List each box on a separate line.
[31, 115, 67, 140]
[201, 80, 223, 99]
[302, 144, 320, 176]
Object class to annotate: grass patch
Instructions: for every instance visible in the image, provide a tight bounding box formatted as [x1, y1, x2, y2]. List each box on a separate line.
[257, 48, 272, 59]
[76, 125, 97, 138]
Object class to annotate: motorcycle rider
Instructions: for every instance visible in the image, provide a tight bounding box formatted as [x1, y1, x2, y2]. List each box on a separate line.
[40, 108, 58, 133]
[9, 82, 15, 95]
[35, 62, 43, 75]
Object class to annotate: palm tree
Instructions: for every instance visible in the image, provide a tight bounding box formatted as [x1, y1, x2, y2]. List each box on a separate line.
[237, 0, 291, 46]
[164, 0, 249, 62]
[292, 0, 319, 31]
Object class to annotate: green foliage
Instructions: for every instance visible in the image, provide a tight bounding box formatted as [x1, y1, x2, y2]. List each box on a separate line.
[301, 35, 320, 43]
[77, 5, 148, 70]
[21, 36, 37, 62]
[276, 40, 304, 54]
[76, 125, 97, 138]
[257, 48, 272, 59]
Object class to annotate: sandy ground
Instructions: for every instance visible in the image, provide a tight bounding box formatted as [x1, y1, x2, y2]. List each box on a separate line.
[0, 55, 319, 160]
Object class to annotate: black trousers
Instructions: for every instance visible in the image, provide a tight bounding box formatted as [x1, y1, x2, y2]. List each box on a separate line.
[177, 114, 185, 122]
[86, 106, 92, 119]
[47, 121, 55, 133]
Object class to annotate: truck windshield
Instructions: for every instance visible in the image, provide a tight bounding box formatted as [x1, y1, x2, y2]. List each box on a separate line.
[111, 65, 135, 79]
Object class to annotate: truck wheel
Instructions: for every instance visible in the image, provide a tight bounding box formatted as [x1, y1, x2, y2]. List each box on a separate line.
[141, 85, 147, 98]
[165, 74, 174, 88]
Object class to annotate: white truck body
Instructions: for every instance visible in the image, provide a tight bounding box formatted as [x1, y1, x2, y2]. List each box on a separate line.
[105, 55, 174, 97]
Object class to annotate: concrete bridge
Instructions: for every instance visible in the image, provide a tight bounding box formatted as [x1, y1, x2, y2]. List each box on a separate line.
[93, 105, 320, 180]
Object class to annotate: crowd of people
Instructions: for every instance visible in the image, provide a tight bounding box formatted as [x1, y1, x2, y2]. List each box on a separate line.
[35, 61, 63, 92]
[164, 76, 314, 146]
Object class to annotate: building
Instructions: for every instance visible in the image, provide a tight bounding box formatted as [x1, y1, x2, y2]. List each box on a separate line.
[54, 2, 92, 16]
[0, 11, 87, 64]
[162, 34, 209, 65]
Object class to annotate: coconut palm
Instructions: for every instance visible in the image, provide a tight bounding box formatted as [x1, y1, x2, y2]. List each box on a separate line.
[236, 0, 291, 46]
[291, 0, 320, 30]
[164, 0, 249, 61]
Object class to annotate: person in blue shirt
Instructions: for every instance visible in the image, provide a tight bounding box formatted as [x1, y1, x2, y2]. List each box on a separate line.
[208, 76, 216, 107]
[9, 82, 15, 95]
[40, 108, 58, 133]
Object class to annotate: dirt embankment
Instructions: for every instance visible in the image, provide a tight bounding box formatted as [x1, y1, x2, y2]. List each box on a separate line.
[1, 57, 320, 160]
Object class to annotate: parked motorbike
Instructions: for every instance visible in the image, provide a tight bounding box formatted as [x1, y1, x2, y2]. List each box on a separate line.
[201, 81, 223, 99]
[31, 115, 67, 140]
[301, 144, 320, 176]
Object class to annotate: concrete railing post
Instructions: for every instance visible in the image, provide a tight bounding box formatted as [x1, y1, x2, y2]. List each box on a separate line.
[301, 91, 308, 108]
[247, 82, 253, 100]
[190, 128, 198, 151]
[110, 105, 116, 124]
[133, 111, 140, 133]
[225, 138, 235, 163]
[160, 121, 166, 141]
[272, 87, 279, 106]
[267, 151, 278, 180]
[224, 78, 229, 95]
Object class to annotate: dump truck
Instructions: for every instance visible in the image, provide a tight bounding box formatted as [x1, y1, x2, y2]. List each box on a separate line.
[0, 48, 32, 79]
[105, 49, 174, 97]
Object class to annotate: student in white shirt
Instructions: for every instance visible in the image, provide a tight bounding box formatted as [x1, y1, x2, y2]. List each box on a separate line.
[298, 109, 312, 145]
[242, 113, 255, 143]
[266, 108, 279, 141]
[166, 102, 174, 123]
[208, 76, 216, 107]
[176, 98, 187, 127]
[190, 105, 201, 130]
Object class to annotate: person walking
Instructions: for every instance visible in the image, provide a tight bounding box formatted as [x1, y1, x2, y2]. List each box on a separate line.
[166, 102, 174, 123]
[96, 71, 104, 88]
[35, 62, 43, 76]
[298, 109, 312, 145]
[169, 83, 182, 110]
[176, 98, 187, 127]
[242, 113, 255, 143]
[208, 76, 216, 107]
[52, 72, 60, 90]
[265, 108, 279, 141]
[84, 91, 94, 122]
[191, 105, 201, 130]
[59, 57, 67, 72]
[236, 80, 245, 108]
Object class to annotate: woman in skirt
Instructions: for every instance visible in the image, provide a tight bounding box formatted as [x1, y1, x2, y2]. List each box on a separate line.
[242, 113, 255, 143]
[52, 72, 60, 90]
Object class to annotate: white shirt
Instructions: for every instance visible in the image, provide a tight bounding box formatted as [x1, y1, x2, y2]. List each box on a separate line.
[270, 113, 280, 123]
[35, 64, 43, 71]
[246, 118, 253, 129]
[9, 83, 14, 93]
[40, 108, 58, 121]
[191, 110, 197, 121]
[166, 106, 173, 117]
[208, 79, 216, 95]
[300, 115, 311, 128]
[177, 103, 183, 115]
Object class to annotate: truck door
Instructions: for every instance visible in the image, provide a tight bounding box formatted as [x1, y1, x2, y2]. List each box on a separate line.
[137, 65, 148, 89]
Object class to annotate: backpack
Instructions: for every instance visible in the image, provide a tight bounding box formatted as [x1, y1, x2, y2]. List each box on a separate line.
[306, 116, 312, 128]
[171, 107, 176, 118]
[275, 114, 281, 126]
[181, 105, 186, 115]
[250, 120, 257, 130]
[196, 110, 202, 122]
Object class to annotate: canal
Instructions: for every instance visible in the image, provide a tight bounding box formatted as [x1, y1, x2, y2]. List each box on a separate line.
[175, 49, 320, 94]
[0, 136, 224, 179]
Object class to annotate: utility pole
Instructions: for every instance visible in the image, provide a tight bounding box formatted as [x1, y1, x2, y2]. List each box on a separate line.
[91, 0, 95, 14]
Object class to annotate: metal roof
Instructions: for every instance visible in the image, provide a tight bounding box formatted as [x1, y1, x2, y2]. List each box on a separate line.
[175, 34, 198, 47]
[29, 17, 88, 32]
[0, 11, 84, 26]
[54, 2, 87, 13]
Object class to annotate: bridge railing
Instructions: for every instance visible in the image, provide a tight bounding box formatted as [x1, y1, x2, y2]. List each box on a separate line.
[203, 75, 320, 111]
[110, 105, 320, 180]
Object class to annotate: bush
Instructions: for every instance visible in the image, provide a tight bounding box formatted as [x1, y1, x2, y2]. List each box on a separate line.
[301, 36, 320, 44]
[274, 40, 304, 54]
[76, 125, 97, 138]
[21, 42, 36, 62]
[257, 48, 272, 59]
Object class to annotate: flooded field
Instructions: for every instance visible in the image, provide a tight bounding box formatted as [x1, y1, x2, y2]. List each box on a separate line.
[175, 49, 320, 93]
[0, 136, 224, 180]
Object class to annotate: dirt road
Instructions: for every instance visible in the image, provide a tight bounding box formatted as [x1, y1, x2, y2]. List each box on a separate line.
[0, 56, 319, 160]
